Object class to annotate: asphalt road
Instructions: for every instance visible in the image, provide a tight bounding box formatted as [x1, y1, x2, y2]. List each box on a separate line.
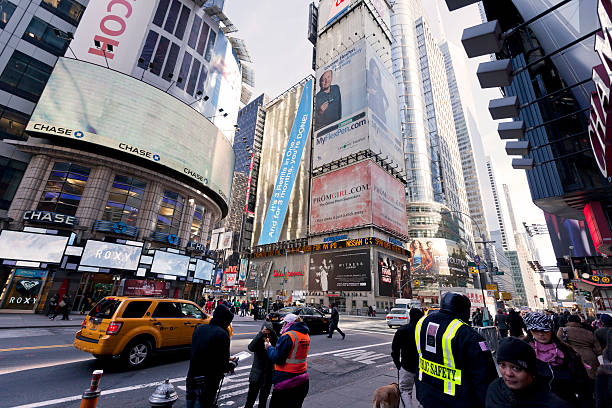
[0, 316, 398, 408]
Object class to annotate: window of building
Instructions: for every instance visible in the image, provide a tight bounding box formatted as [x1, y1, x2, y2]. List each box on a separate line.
[162, 43, 180, 82]
[156, 190, 184, 235]
[151, 36, 170, 76]
[204, 30, 216, 62]
[0, 157, 26, 211]
[186, 59, 201, 95]
[38, 162, 90, 216]
[196, 22, 210, 56]
[138, 30, 159, 70]
[187, 15, 202, 49]
[164, 0, 181, 34]
[0, 1, 16, 29]
[0, 51, 53, 102]
[102, 175, 146, 226]
[23, 17, 69, 56]
[176, 52, 192, 90]
[0, 105, 29, 140]
[152, 0, 170, 27]
[41, 0, 84, 26]
[174, 5, 190, 40]
[190, 205, 206, 242]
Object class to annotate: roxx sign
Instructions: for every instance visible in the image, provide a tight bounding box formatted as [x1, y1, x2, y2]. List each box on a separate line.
[589, 0, 612, 179]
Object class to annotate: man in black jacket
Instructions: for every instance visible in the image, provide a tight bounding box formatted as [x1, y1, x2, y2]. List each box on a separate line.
[486, 337, 571, 408]
[391, 308, 424, 405]
[327, 303, 345, 339]
[186, 304, 236, 408]
[245, 321, 277, 408]
[415, 292, 497, 408]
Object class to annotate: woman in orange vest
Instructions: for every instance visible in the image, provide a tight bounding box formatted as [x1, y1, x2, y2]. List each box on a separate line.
[265, 313, 310, 408]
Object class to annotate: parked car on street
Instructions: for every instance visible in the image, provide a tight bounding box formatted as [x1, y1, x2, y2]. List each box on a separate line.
[268, 306, 330, 334]
[386, 308, 409, 328]
[73, 296, 232, 369]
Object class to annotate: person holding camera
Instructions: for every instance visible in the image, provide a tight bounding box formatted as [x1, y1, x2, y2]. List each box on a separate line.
[186, 304, 237, 408]
[245, 321, 278, 408]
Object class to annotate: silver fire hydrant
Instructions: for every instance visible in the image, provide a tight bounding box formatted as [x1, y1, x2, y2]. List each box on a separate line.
[149, 379, 178, 407]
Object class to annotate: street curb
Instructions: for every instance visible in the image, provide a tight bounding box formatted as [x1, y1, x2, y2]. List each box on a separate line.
[0, 324, 82, 330]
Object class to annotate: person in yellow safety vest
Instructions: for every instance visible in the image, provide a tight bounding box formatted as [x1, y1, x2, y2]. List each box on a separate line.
[265, 313, 310, 408]
[414, 292, 497, 408]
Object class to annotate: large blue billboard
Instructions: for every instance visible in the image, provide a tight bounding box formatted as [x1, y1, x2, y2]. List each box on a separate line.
[258, 79, 314, 245]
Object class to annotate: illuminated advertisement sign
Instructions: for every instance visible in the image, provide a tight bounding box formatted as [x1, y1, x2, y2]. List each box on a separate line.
[378, 252, 411, 298]
[409, 238, 469, 288]
[589, 0, 612, 178]
[308, 249, 371, 291]
[151, 251, 190, 277]
[310, 160, 407, 236]
[313, 39, 403, 171]
[123, 279, 170, 297]
[258, 79, 313, 245]
[68, 0, 156, 74]
[194, 259, 215, 281]
[26, 58, 234, 204]
[80, 240, 142, 271]
[0, 231, 68, 263]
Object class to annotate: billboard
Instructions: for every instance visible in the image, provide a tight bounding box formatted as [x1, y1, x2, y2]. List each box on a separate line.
[408, 238, 468, 277]
[544, 211, 596, 258]
[309, 249, 371, 291]
[310, 160, 407, 236]
[122, 279, 170, 297]
[203, 31, 242, 142]
[258, 79, 313, 245]
[377, 252, 411, 298]
[194, 259, 215, 281]
[318, 0, 353, 32]
[26, 58, 234, 204]
[1, 269, 47, 310]
[0, 231, 68, 263]
[313, 39, 403, 171]
[151, 251, 190, 277]
[80, 241, 142, 270]
[367, 0, 391, 29]
[68, 0, 156, 74]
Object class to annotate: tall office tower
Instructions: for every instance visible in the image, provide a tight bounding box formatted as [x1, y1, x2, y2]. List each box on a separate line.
[440, 42, 490, 246]
[0, 0, 90, 218]
[485, 158, 515, 251]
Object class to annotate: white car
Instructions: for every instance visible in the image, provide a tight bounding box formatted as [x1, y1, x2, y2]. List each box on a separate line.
[386, 308, 409, 328]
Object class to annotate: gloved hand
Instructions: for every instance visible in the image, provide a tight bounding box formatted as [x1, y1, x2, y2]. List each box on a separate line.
[227, 357, 239, 374]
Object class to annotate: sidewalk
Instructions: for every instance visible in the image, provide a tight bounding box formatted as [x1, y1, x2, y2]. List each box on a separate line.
[0, 312, 84, 329]
[303, 370, 400, 408]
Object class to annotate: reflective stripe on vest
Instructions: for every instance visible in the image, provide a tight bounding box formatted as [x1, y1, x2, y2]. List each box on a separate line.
[275, 330, 310, 373]
[415, 317, 465, 396]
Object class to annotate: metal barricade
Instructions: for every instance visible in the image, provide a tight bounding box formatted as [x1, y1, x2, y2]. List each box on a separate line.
[475, 326, 500, 355]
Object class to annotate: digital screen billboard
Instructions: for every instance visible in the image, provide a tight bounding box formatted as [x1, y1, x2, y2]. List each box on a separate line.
[378, 252, 411, 298]
[0, 231, 68, 263]
[409, 238, 468, 278]
[544, 211, 597, 258]
[194, 259, 214, 281]
[309, 249, 371, 291]
[310, 160, 407, 236]
[313, 39, 403, 171]
[26, 58, 234, 205]
[151, 251, 190, 277]
[80, 241, 142, 270]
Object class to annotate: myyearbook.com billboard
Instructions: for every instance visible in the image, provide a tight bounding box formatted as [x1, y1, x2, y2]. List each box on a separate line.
[313, 39, 403, 171]
[309, 249, 371, 291]
[310, 160, 407, 236]
[26, 58, 234, 204]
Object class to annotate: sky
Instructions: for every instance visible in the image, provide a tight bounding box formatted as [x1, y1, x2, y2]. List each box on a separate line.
[224, 0, 556, 265]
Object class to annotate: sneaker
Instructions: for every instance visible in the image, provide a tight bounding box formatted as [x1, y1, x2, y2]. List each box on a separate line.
[342, 333, 346, 340]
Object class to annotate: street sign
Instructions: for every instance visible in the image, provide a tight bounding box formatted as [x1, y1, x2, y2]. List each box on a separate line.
[474, 255, 481, 266]
[486, 284, 498, 291]
[468, 261, 476, 267]
[494, 271, 504, 275]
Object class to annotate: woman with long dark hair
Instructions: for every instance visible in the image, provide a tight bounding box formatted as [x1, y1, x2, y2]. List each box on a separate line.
[523, 312, 593, 407]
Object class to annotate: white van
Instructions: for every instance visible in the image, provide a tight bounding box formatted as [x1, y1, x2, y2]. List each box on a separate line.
[394, 298, 421, 310]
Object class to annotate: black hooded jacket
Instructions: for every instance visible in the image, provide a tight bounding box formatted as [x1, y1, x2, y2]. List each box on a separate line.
[248, 321, 278, 383]
[187, 305, 234, 382]
[391, 308, 424, 373]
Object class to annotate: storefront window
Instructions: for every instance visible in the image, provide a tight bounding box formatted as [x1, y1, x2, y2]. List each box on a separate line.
[102, 175, 147, 226]
[38, 162, 90, 216]
[156, 190, 184, 235]
[0, 269, 47, 310]
[190, 204, 206, 242]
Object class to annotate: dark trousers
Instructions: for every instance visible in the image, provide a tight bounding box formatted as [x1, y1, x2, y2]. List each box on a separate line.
[499, 329, 508, 338]
[186, 376, 221, 408]
[328, 322, 344, 337]
[269, 379, 309, 408]
[245, 379, 272, 408]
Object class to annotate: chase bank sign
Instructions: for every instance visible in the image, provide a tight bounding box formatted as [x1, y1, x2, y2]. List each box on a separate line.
[23, 210, 78, 227]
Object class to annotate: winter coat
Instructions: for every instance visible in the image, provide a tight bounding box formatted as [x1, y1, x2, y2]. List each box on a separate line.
[558, 321, 602, 379]
[266, 321, 310, 384]
[595, 326, 612, 351]
[507, 312, 526, 337]
[187, 306, 234, 382]
[391, 319, 419, 373]
[495, 313, 508, 330]
[485, 377, 572, 408]
[247, 321, 277, 384]
[331, 306, 339, 325]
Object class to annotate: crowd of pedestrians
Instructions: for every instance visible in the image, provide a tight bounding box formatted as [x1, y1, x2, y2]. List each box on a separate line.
[390, 292, 612, 408]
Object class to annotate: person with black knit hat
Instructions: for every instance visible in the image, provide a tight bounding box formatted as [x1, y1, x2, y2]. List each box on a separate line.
[486, 337, 571, 407]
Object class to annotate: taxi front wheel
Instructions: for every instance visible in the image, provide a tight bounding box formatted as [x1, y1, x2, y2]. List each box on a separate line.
[121, 339, 151, 369]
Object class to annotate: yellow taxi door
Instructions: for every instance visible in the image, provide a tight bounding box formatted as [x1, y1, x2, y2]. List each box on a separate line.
[178, 302, 207, 346]
[150, 301, 184, 347]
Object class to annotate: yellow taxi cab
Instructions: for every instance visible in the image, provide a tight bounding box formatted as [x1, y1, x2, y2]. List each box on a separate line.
[74, 296, 231, 369]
